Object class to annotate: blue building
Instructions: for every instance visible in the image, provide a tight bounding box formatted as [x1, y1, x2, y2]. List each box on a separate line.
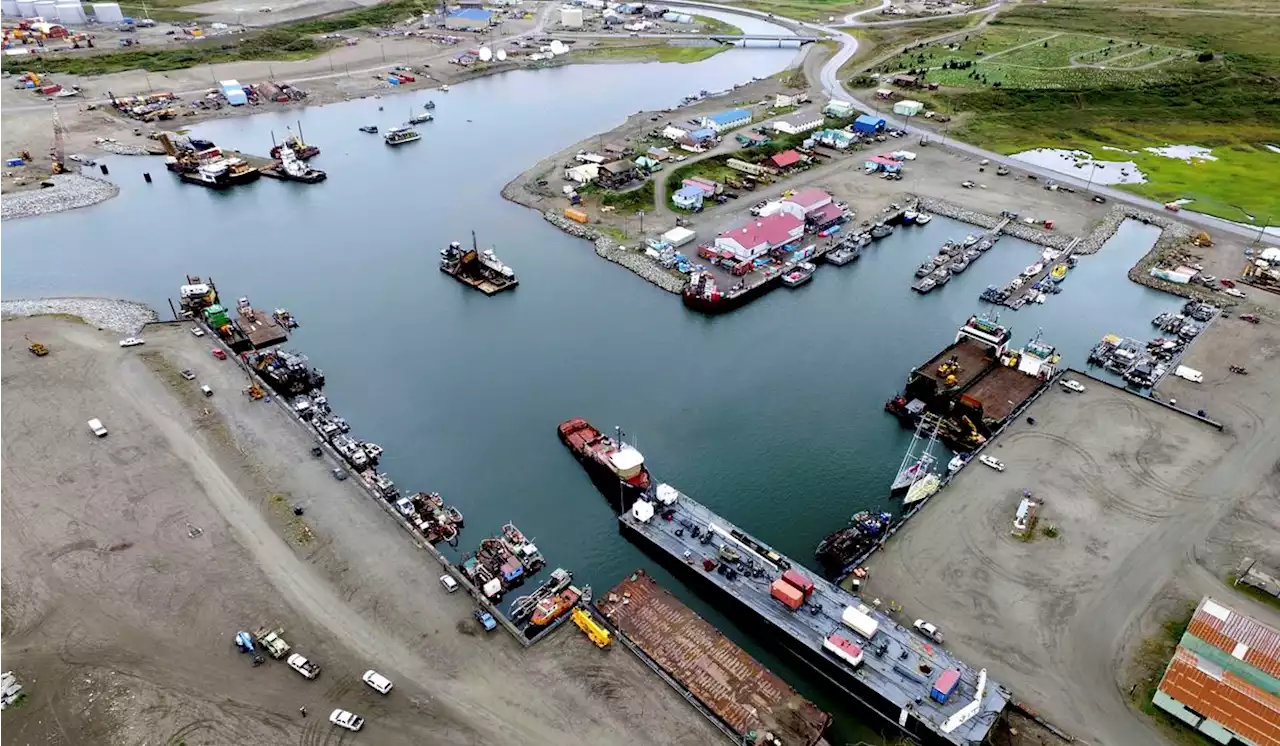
[687, 127, 718, 144]
[672, 185, 705, 210]
[445, 8, 492, 29]
[219, 79, 247, 106]
[699, 108, 752, 134]
[853, 114, 886, 135]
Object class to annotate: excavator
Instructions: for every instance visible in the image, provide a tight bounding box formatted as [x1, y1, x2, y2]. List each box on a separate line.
[937, 355, 961, 386]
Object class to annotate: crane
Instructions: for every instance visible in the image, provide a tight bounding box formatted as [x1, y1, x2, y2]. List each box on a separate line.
[51, 105, 66, 174]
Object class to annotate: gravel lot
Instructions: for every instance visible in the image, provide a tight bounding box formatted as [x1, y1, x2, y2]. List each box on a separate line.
[864, 354, 1280, 746]
[0, 318, 724, 746]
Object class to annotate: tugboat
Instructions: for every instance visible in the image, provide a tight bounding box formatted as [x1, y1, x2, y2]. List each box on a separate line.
[782, 261, 816, 288]
[270, 147, 327, 183]
[408, 111, 433, 125]
[359, 125, 379, 134]
[530, 585, 582, 626]
[269, 123, 320, 161]
[384, 126, 421, 146]
[558, 419, 651, 508]
[440, 232, 519, 295]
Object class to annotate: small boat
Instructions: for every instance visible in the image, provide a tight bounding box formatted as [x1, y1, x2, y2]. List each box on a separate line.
[446, 506, 464, 526]
[930, 267, 951, 286]
[440, 84, 450, 92]
[530, 585, 581, 626]
[362, 442, 384, 461]
[933, 254, 950, 267]
[980, 285, 1005, 303]
[915, 262, 935, 278]
[903, 210, 918, 224]
[963, 248, 981, 261]
[423, 100, 436, 109]
[858, 233, 873, 247]
[915, 213, 933, 225]
[979, 454, 1005, 472]
[384, 126, 421, 145]
[359, 125, 378, 134]
[272, 308, 299, 329]
[962, 234, 980, 248]
[891, 455, 934, 495]
[912, 277, 937, 294]
[408, 111, 433, 125]
[903, 473, 941, 504]
[1022, 262, 1044, 278]
[976, 238, 994, 252]
[870, 223, 893, 239]
[948, 257, 970, 274]
[1050, 263, 1068, 281]
[782, 262, 816, 288]
[947, 454, 968, 474]
[827, 244, 860, 266]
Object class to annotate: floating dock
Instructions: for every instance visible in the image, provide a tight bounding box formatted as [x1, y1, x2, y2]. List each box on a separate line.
[597, 570, 831, 746]
[234, 298, 289, 350]
[617, 487, 1008, 746]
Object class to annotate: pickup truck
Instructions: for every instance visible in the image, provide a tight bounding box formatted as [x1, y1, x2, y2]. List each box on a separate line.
[287, 653, 320, 679]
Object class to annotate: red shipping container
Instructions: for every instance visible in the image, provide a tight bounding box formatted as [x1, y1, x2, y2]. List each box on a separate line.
[781, 568, 815, 597]
[771, 579, 804, 610]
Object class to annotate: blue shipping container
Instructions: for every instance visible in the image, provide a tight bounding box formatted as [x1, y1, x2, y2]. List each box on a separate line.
[931, 668, 961, 704]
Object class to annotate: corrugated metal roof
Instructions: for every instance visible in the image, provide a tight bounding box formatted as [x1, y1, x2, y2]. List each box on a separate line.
[597, 570, 831, 746]
[448, 8, 491, 19]
[1158, 648, 1280, 746]
[705, 109, 750, 125]
[1188, 597, 1280, 678]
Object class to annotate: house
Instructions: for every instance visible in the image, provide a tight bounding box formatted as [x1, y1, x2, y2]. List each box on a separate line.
[699, 109, 752, 134]
[853, 114, 886, 135]
[681, 176, 720, 195]
[824, 99, 855, 118]
[634, 155, 663, 172]
[661, 125, 689, 142]
[892, 74, 918, 87]
[1152, 597, 1280, 746]
[770, 149, 803, 170]
[714, 213, 805, 262]
[564, 163, 600, 184]
[875, 88, 894, 99]
[807, 203, 846, 230]
[735, 131, 771, 148]
[771, 112, 824, 136]
[672, 185, 704, 211]
[596, 160, 639, 189]
[560, 7, 583, 27]
[445, 8, 492, 29]
[814, 128, 856, 149]
[893, 99, 924, 117]
[775, 93, 808, 108]
[646, 146, 671, 161]
[865, 155, 903, 173]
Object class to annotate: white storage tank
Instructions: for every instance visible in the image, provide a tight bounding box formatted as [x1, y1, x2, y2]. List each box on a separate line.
[54, 1, 83, 21]
[32, 0, 56, 18]
[91, 1, 123, 22]
[1, 0, 21, 15]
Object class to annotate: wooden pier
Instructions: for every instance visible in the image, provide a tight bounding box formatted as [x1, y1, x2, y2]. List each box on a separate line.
[1000, 234, 1080, 310]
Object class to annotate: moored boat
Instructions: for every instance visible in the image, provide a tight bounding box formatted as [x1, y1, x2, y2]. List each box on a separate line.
[962, 234, 980, 248]
[915, 262, 934, 278]
[931, 267, 951, 286]
[870, 223, 893, 239]
[911, 277, 937, 294]
[1050, 263, 1068, 281]
[530, 585, 582, 626]
[384, 126, 421, 145]
[1022, 262, 1044, 278]
[558, 419, 651, 506]
[902, 210, 918, 224]
[890, 455, 934, 495]
[915, 213, 932, 225]
[782, 262, 816, 288]
[903, 473, 940, 504]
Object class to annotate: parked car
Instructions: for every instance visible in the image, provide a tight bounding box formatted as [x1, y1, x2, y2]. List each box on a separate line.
[87, 418, 108, 437]
[1059, 379, 1085, 393]
[475, 609, 498, 631]
[978, 454, 1004, 472]
[1220, 279, 1236, 288]
[190, 326, 205, 337]
[181, 369, 197, 380]
[329, 709, 364, 732]
[286, 653, 320, 679]
[119, 337, 145, 347]
[200, 384, 214, 397]
[362, 670, 393, 695]
[211, 347, 228, 360]
[393, 496, 415, 517]
[440, 574, 459, 593]
[1223, 287, 1247, 298]
[913, 619, 944, 644]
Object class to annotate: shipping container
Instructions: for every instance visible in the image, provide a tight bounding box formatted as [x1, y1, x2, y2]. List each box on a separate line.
[823, 633, 864, 668]
[770, 578, 804, 610]
[841, 604, 880, 639]
[564, 208, 589, 224]
[931, 668, 961, 704]
[782, 568, 815, 597]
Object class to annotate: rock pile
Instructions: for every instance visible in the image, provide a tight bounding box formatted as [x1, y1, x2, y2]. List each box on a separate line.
[1, 297, 157, 334]
[917, 196, 1073, 250]
[543, 211, 684, 294]
[97, 140, 151, 156]
[1, 174, 119, 220]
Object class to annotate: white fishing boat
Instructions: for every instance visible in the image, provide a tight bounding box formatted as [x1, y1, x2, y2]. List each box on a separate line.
[947, 454, 967, 474]
[1022, 262, 1044, 278]
[384, 126, 421, 146]
[903, 473, 941, 504]
[915, 213, 933, 225]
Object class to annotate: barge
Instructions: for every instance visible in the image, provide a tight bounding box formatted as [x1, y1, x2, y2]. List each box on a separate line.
[617, 486, 1007, 745]
[558, 419, 651, 508]
[440, 232, 519, 295]
[270, 125, 320, 161]
[596, 569, 831, 746]
[885, 313, 1012, 421]
[234, 296, 289, 350]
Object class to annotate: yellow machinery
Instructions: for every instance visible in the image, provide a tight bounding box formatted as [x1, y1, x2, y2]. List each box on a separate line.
[571, 608, 611, 649]
[245, 384, 264, 400]
[1192, 232, 1212, 247]
[28, 341, 49, 356]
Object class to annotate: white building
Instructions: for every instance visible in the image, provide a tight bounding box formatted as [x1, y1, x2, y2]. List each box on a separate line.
[564, 163, 600, 184]
[824, 99, 856, 117]
[771, 112, 824, 136]
[90, 1, 122, 21]
[661, 124, 689, 142]
[699, 109, 752, 134]
[560, 6, 583, 26]
[893, 99, 924, 117]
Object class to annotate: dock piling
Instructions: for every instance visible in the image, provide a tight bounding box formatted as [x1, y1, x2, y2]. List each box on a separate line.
[143, 172, 152, 183]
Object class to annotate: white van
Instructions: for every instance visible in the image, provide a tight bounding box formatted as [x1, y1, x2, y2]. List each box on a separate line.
[200, 385, 214, 397]
[87, 418, 108, 437]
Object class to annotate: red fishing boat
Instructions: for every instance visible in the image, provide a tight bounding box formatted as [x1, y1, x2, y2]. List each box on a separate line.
[530, 585, 581, 626]
[558, 419, 651, 506]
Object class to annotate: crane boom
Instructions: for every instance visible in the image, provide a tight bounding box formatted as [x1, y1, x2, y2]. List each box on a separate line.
[51, 106, 66, 173]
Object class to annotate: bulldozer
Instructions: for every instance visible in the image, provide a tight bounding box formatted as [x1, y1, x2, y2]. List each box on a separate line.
[937, 355, 961, 380]
[28, 341, 49, 357]
[1192, 231, 1212, 247]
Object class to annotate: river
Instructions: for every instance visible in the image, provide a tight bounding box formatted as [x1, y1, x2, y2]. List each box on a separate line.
[2, 27, 1181, 743]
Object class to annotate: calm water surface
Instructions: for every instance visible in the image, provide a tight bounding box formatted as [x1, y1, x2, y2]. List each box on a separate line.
[2, 40, 1179, 741]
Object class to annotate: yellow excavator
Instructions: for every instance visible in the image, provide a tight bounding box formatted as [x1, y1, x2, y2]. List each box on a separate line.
[28, 341, 49, 356]
[571, 608, 611, 649]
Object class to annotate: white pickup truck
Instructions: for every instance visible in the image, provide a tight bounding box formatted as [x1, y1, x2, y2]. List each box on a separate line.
[287, 653, 320, 680]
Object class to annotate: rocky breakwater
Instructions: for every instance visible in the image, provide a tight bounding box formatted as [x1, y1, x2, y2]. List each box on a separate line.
[916, 196, 1074, 250]
[2, 297, 158, 334]
[543, 211, 685, 294]
[1, 173, 120, 220]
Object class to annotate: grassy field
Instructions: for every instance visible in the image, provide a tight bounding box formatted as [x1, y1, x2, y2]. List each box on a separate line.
[574, 43, 727, 63]
[920, 2, 1280, 222]
[839, 14, 982, 77]
[3, 28, 328, 74]
[600, 181, 655, 214]
[693, 15, 744, 36]
[726, 0, 874, 22]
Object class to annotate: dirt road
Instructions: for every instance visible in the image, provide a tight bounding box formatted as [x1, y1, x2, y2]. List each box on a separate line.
[1, 317, 724, 745]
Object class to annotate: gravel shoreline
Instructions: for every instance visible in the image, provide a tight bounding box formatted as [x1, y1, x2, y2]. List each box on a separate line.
[2, 298, 158, 334]
[543, 212, 685, 294]
[1, 173, 120, 221]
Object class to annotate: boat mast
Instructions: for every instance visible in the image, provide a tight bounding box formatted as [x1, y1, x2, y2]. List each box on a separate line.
[297, 119, 305, 146]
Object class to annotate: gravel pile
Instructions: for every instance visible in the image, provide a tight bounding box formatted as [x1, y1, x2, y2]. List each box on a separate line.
[544, 211, 684, 294]
[2, 297, 158, 334]
[1, 174, 119, 220]
[917, 196, 1074, 250]
[97, 140, 152, 156]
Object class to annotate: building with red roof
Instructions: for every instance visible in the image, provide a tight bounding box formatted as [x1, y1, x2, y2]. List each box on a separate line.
[714, 213, 805, 262]
[1153, 597, 1280, 746]
[770, 150, 803, 170]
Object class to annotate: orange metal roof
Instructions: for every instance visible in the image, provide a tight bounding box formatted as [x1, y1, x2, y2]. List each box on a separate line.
[1158, 648, 1280, 746]
[1187, 597, 1280, 677]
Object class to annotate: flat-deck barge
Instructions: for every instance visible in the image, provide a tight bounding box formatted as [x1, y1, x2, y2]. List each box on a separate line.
[234, 297, 289, 350]
[887, 314, 1012, 422]
[596, 569, 831, 746]
[618, 485, 1008, 746]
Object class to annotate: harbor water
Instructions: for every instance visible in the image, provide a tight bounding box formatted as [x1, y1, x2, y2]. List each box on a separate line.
[3, 40, 1180, 743]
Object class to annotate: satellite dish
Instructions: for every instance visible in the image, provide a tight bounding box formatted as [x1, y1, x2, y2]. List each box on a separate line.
[549, 39, 566, 56]
[479, 46, 493, 62]
[496, 49, 507, 61]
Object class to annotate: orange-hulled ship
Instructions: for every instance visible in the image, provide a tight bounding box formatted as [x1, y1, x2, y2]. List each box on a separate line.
[530, 585, 582, 626]
[557, 419, 651, 507]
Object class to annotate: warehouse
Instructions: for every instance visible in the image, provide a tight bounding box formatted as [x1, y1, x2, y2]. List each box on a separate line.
[853, 114, 885, 135]
[823, 99, 855, 118]
[1153, 597, 1280, 746]
[771, 112, 824, 136]
[714, 213, 804, 262]
[893, 100, 924, 117]
[445, 8, 492, 29]
[560, 6, 583, 27]
[699, 109, 752, 134]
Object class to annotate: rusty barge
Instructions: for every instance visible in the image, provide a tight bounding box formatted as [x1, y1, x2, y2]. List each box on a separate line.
[596, 569, 831, 746]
